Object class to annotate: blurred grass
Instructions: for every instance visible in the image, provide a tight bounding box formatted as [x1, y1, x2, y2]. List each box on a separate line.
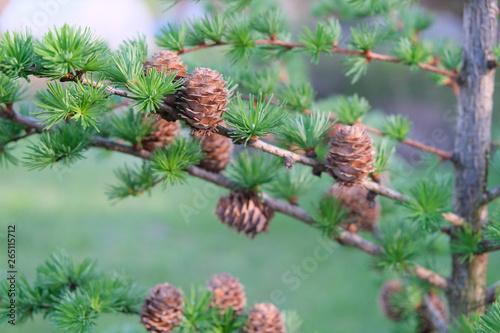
[0, 143, 396, 332]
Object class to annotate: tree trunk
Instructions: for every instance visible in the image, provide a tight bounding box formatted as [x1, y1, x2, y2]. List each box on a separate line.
[446, 0, 497, 318]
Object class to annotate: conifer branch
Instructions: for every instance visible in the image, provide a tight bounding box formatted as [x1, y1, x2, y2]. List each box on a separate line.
[477, 240, 500, 253]
[178, 39, 458, 78]
[0, 106, 448, 290]
[481, 185, 500, 205]
[423, 294, 450, 333]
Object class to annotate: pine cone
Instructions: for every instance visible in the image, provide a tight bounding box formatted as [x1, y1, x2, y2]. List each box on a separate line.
[142, 115, 181, 151]
[207, 273, 247, 315]
[326, 125, 375, 185]
[215, 190, 274, 238]
[141, 283, 184, 333]
[379, 280, 404, 321]
[196, 133, 233, 172]
[143, 50, 187, 81]
[244, 303, 287, 333]
[324, 184, 380, 232]
[176, 68, 229, 134]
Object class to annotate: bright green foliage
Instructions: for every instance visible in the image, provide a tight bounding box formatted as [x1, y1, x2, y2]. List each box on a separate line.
[24, 122, 94, 170]
[401, 180, 451, 231]
[311, 0, 371, 19]
[373, 139, 395, 174]
[451, 225, 482, 263]
[394, 7, 434, 39]
[279, 112, 332, 151]
[278, 82, 315, 112]
[377, 221, 421, 271]
[239, 67, 280, 95]
[440, 44, 463, 71]
[267, 165, 315, 202]
[343, 56, 369, 84]
[225, 150, 281, 190]
[312, 195, 351, 238]
[127, 69, 183, 113]
[111, 108, 156, 146]
[331, 94, 371, 125]
[299, 18, 342, 63]
[348, 0, 403, 15]
[0, 105, 31, 166]
[387, 283, 424, 319]
[393, 38, 431, 69]
[250, 8, 286, 38]
[119, 34, 148, 59]
[449, 314, 475, 333]
[191, 13, 226, 43]
[382, 114, 413, 141]
[0, 30, 34, 79]
[151, 136, 203, 187]
[226, 17, 256, 65]
[156, 23, 188, 52]
[348, 24, 385, 52]
[107, 162, 160, 201]
[0, 73, 24, 105]
[34, 24, 109, 78]
[224, 92, 287, 144]
[0, 252, 142, 332]
[104, 44, 146, 86]
[36, 76, 108, 129]
[474, 301, 500, 333]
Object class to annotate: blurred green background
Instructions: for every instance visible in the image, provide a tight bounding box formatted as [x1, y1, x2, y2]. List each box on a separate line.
[1, 0, 500, 332]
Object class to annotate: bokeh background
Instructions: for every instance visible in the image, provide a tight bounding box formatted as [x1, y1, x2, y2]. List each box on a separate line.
[0, 0, 500, 332]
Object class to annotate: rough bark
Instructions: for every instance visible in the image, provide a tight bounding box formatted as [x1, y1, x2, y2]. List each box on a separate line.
[446, 0, 497, 318]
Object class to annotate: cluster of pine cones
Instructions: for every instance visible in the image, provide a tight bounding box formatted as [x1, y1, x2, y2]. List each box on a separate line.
[140, 273, 287, 333]
[141, 50, 234, 173]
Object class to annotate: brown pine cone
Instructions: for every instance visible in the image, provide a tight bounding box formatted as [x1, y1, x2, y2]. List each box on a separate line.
[141, 283, 184, 333]
[196, 133, 233, 172]
[142, 115, 181, 151]
[207, 273, 247, 315]
[324, 184, 380, 232]
[143, 50, 187, 81]
[379, 280, 404, 321]
[215, 190, 274, 238]
[326, 125, 375, 186]
[244, 303, 287, 333]
[176, 68, 229, 134]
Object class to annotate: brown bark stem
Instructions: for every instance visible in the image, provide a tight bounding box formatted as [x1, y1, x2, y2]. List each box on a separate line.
[446, 0, 497, 318]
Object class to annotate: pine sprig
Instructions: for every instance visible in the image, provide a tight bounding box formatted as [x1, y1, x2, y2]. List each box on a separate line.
[128, 69, 183, 113]
[312, 195, 351, 238]
[191, 13, 226, 43]
[51, 290, 98, 333]
[299, 18, 342, 63]
[36, 75, 108, 129]
[106, 162, 160, 201]
[377, 221, 421, 271]
[34, 24, 109, 78]
[278, 82, 315, 112]
[0, 30, 34, 79]
[449, 314, 475, 333]
[485, 213, 500, 245]
[343, 56, 369, 84]
[382, 114, 413, 141]
[24, 123, 94, 170]
[373, 139, 395, 174]
[401, 180, 451, 231]
[250, 8, 286, 39]
[104, 44, 145, 86]
[266, 165, 316, 203]
[151, 136, 203, 187]
[156, 23, 188, 53]
[111, 108, 156, 146]
[331, 94, 371, 125]
[224, 92, 287, 144]
[348, 23, 386, 52]
[225, 150, 281, 190]
[239, 67, 280, 95]
[451, 225, 482, 263]
[0, 73, 24, 105]
[279, 112, 332, 152]
[226, 17, 256, 65]
[393, 38, 431, 69]
[474, 300, 500, 333]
